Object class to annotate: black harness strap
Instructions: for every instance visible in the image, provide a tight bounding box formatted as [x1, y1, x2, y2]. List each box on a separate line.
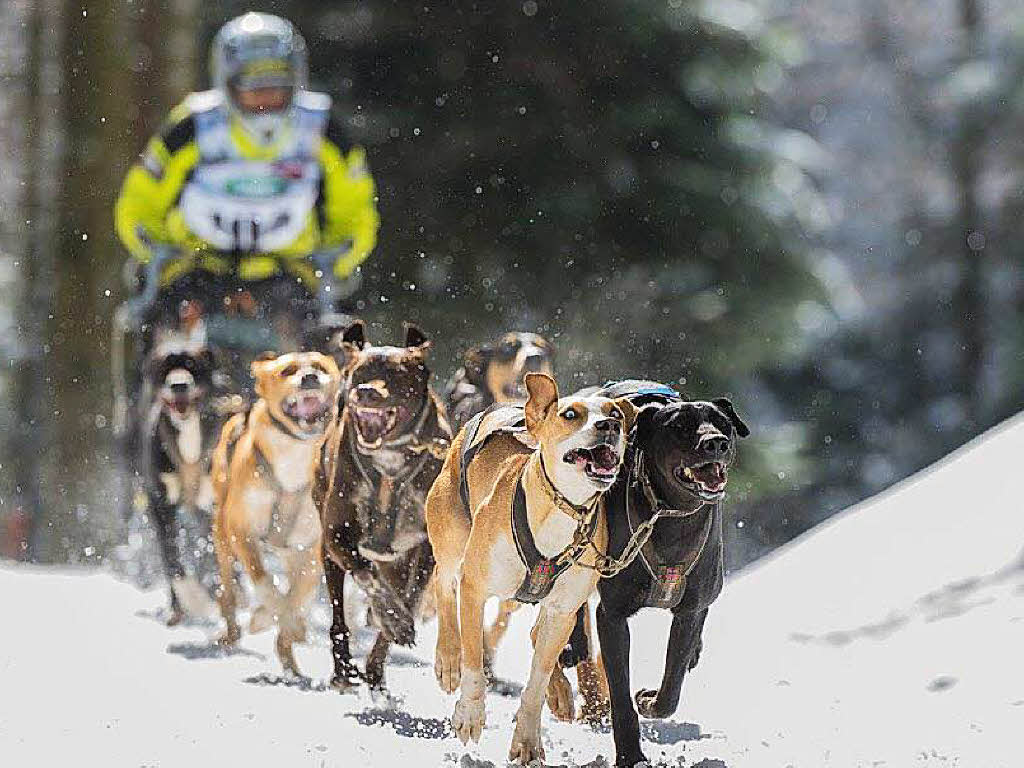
[266, 407, 322, 442]
[510, 464, 600, 604]
[625, 450, 714, 610]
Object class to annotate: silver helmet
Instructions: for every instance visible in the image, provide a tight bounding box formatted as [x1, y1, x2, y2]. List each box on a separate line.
[210, 13, 308, 146]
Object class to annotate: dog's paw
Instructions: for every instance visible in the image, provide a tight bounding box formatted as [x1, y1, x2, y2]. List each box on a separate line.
[634, 688, 671, 719]
[376, 602, 416, 647]
[452, 694, 486, 744]
[278, 612, 307, 643]
[329, 663, 362, 694]
[507, 722, 544, 765]
[434, 643, 462, 693]
[546, 666, 575, 723]
[216, 624, 241, 647]
[275, 633, 302, 678]
[558, 640, 588, 668]
[580, 694, 611, 727]
[249, 604, 277, 634]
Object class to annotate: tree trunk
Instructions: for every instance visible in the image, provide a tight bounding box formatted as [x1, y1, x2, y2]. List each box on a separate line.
[12, 0, 64, 561]
[951, 0, 985, 429]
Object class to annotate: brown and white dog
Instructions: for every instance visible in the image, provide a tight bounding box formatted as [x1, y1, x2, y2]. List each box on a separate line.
[445, 332, 554, 433]
[426, 372, 635, 763]
[211, 351, 341, 676]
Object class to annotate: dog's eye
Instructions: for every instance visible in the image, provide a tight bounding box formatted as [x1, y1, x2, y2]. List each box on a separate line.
[561, 408, 577, 420]
[280, 364, 299, 378]
[608, 407, 622, 419]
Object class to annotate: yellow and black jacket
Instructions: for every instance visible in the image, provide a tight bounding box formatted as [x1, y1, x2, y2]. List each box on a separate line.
[115, 89, 379, 287]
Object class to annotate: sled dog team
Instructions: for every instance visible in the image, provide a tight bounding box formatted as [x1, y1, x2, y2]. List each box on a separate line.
[146, 322, 747, 768]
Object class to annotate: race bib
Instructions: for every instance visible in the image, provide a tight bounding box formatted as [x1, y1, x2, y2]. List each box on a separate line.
[178, 160, 321, 252]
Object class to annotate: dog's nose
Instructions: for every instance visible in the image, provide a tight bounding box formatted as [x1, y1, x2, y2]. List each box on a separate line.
[169, 382, 189, 394]
[300, 372, 321, 390]
[354, 383, 385, 404]
[595, 418, 621, 434]
[521, 352, 547, 372]
[699, 434, 730, 458]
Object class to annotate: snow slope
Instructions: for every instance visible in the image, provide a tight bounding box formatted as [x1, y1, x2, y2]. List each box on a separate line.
[3, 415, 1023, 767]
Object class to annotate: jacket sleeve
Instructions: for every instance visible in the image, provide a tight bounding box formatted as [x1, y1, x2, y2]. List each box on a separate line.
[317, 119, 381, 279]
[114, 102, 199, 262]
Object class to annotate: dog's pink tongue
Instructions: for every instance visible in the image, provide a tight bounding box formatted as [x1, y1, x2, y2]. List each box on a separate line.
[295, 394, 324, 420]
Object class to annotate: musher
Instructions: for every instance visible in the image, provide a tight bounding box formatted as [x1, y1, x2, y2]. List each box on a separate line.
[114, 11, 379, 342]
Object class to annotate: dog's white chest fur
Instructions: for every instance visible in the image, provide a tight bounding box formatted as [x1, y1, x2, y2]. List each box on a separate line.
[261, 429, 316, 494]
[168, 411, 202, 465]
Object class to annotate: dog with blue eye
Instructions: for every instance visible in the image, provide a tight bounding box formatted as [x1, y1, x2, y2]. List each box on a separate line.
[426, 372, 636, 764]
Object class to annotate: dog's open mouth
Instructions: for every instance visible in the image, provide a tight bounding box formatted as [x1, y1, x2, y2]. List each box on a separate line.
[564, 444, 621, 484]
[283, 392, 330, 430]
[675, 461, 728, 500]
[353, 406, 399, 448]
[162, 395, 193, 416]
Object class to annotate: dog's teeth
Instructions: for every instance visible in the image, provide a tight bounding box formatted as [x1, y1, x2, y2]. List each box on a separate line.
[683, 467, 695, 480]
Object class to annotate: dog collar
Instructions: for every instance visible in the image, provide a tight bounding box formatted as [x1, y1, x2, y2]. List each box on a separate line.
[537, 450, 600, 521]
[266, 406, 325, 442]
[633, 448, 707, 518]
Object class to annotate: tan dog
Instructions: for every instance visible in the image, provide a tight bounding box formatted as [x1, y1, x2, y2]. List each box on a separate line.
[425, 372, 635, 763]
[211, 351, 341, 676]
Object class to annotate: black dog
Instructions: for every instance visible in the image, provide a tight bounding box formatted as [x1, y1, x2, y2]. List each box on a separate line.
[573, 380, 749, 768]
[142, 345, 220, 625]
[445, 332, 554, 432]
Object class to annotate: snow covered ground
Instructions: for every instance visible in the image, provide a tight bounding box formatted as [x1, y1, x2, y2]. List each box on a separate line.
[3, 415, 1023, 767]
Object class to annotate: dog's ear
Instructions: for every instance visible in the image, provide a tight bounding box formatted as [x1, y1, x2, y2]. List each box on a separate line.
[612, 397, 638, 433]
[341, 319, 367, 350]
[632, 404, 661, 443]
[712, 397, 750, 438]
[198, 348, 216, 370]
[194, 348, 217, 386]
[463, 344, 492, 384]
[315, 352, 341, 380]
[524, 372, 559, 434]
[404, 323, 431, 352]
[250, 355, 277, 398]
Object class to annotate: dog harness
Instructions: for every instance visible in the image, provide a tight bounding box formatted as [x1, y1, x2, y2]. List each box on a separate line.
[457, 405, 526, 517]
[509, 457, 601, 603]
[623, 449, 714, 609]
[458, 406, 602, 604]
[178, 90, 330, 253]
[345, 395, 450, 552]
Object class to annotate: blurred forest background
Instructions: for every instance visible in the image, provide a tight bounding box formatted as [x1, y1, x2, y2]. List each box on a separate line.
[1, 0, 1022, 572]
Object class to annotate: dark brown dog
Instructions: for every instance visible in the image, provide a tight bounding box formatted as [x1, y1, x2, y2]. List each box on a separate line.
[445, 332, 554, 432]
[313, 321, 451, 692]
